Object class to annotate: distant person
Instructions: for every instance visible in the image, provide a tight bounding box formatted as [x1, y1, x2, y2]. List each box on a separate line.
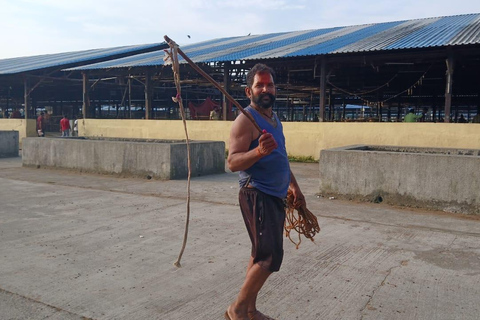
[10, 110, 21, 118]
[403, 108, 422, 122]
[418, 107, 428, 122]
[36, 112, 46, 137]
[60, 114, 71, 137]
[210, 107, 220, 120]
[313, 114, 319, 122]
[73, 116, 79, 136]
[457, 114, 467, 123]
[472, 113, 480, 123]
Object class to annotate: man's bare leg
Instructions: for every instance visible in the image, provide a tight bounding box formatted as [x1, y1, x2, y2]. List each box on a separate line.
[245, 257, 276, 319]
[227, 257, 272, 320]
[246, 257, 258, 312]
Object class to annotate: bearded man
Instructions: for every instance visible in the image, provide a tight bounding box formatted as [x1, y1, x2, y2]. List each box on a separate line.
[226, 63, 306, 320]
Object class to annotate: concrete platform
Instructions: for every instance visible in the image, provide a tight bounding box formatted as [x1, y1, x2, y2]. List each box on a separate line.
[319, 145, 480, 215]
[0, 157, 479, 320]
[22, 137, 225, 180]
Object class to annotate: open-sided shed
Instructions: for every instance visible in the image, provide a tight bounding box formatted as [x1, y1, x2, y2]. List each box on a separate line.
[0, 43, 167, 122]
[1, 13, 480, 123]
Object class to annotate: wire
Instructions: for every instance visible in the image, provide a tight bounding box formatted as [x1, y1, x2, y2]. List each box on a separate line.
[327, 73, 398, 97]
[326, 66, 432, 107]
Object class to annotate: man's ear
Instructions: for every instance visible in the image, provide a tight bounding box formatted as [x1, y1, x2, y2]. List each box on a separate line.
[245, 86, 251, 99]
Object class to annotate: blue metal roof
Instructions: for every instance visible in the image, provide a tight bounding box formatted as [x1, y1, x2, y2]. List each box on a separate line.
[68, 13, 480, 71]
[0, 43, 166, 75]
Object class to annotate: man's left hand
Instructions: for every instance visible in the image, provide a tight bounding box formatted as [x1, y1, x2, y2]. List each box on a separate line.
[292, 189, 306, 209]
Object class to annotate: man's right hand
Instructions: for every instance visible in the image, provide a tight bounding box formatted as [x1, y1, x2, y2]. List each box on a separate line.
[257, 131, 278, 156]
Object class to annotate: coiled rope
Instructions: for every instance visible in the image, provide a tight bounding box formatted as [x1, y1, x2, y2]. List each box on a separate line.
[284, 190, 321, 249]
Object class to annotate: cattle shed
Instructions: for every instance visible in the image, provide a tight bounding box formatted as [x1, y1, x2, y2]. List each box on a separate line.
[1, 13, 480, 124]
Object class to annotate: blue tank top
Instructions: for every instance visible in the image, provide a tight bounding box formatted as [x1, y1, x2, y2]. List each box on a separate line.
[239, 106, 291, 198]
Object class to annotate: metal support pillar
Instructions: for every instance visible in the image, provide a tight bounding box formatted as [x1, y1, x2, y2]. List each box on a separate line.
[444, 53, 454, 123]
[222, 62, 230, 120]
[24, 77, 30, 120]
[128, 77, 132, 119]
[144, 72, 152, 119]
[328, 87, 333, 121]
[82, 72, 90, 119]
[319, 57, 326, 122]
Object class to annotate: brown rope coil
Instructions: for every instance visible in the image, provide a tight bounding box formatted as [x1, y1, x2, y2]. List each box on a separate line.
[284, 190, 321, 249]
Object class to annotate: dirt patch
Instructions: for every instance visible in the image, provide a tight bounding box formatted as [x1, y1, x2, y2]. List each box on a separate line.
[414, 249, 480, 271]
[317, 191, 480, 221]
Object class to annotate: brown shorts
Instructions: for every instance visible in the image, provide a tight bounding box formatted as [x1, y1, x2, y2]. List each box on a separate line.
[239, 187, 286, 272]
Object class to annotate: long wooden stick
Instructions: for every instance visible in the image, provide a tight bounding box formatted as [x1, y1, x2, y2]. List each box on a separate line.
[164, 35, 262, 134]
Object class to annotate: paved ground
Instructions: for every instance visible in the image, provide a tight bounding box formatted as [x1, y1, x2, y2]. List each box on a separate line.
[0, 157, 479, 320]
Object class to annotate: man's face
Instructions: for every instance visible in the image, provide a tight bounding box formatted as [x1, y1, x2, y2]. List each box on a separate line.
[246, 72, 276, 109]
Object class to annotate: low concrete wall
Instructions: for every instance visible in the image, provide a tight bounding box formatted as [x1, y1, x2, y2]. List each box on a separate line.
[80, 119, 480, 160]
[3, 119, 480, 158]
[0, 119, 37, 149]
[22, 137, 225, 179]
[0, 131, 19, 157]
[319, 145, 480, 215]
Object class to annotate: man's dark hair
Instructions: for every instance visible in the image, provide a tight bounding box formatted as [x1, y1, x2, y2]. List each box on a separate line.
[246, 63, 275, 88]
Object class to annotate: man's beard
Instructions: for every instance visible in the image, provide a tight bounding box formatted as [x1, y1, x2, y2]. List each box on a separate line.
[252, 93, 276, 109]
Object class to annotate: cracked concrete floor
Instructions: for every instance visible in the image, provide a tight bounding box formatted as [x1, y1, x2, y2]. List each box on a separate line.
[0, 157, 479, 320]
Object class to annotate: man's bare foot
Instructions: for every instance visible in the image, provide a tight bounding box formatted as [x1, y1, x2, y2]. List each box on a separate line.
[226, 304, 250, 320]
[248, 310, 276, 320]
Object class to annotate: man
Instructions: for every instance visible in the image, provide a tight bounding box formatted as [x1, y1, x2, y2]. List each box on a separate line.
[36, 112, 46, 137]
[210, 107, 220, 120]
[404, 108, 422, 122]
[226, 64, 305, 320]
[73, 116, 79, 136]
[60, 114, 70, 137]
[10, 109, 21, 118]
[473, 113, 480, 123]
[457, 114, 467, 123]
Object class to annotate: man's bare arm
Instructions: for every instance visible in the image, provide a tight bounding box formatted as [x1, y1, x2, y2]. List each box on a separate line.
[227, 114, 277, 172]
[227, 115, 259, 172]
[289, 171, 306, 207]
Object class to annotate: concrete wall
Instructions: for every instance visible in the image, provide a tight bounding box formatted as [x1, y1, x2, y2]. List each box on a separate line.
[0, 119, 37, 148]
[319, 145, 480, 215]
[22, 137, 225, 180]
[80, 119, 480, 160]
[4, 118, 479, 159]
[0, 131, 19, 157]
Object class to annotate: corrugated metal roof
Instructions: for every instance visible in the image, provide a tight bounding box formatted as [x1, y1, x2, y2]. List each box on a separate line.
[69, 13, 480, 71]
[0, 43, 166, 75]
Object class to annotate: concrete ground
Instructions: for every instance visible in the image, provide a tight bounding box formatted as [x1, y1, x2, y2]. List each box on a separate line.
[0, 157, 479, 320]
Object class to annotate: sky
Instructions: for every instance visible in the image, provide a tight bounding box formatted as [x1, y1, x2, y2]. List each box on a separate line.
[1, 0, 480, 59]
